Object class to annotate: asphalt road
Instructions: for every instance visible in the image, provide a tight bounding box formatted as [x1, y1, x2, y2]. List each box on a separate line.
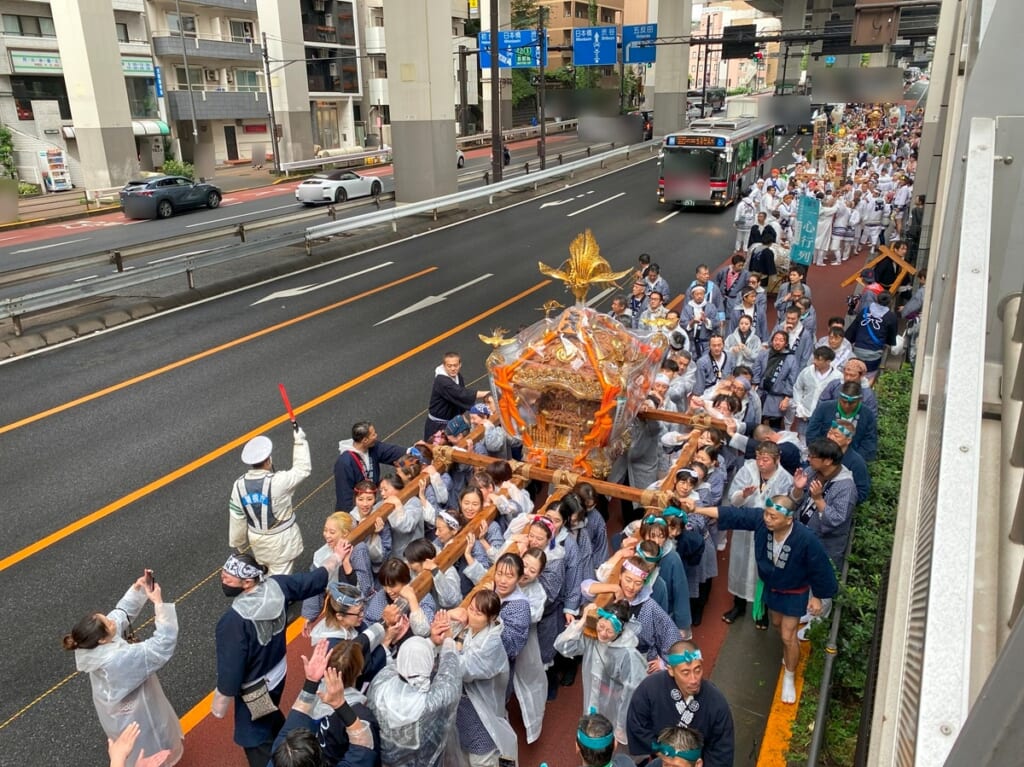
[0, 142, 802, 764]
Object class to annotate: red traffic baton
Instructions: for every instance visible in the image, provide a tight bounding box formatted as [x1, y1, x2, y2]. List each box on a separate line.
[278, 383, 298, 430]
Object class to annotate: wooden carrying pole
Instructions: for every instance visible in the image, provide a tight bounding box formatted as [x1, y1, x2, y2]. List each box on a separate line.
[456, 488, 571, 609]
[584, 429, 704, 635]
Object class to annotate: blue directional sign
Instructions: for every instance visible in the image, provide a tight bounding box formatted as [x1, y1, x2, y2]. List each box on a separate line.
[572, 26, 617, 67]
[622, 24, 657, 64]
[479, 30, 547, 69]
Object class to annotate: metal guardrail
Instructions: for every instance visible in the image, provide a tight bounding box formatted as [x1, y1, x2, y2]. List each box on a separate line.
[0, 196, 388, 293]
[455, 119, 579, 149]
[0, 139, 652, 335]
[280, 149, 392, 175]
[305, 140, 656, 244]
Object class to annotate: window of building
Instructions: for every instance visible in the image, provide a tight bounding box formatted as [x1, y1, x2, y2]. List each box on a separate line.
[116, 22, 130, 42]
[11, 76, 71, 120]
[234, 69, 260, 92]
[167, 12, 197, 37]
[370, 10, 383, 26]
[126, 78, 158, 118]
[373, 59, 387, 78]
[174, 66, 203, 90]
[229, 19, 255, 43]
[335, 1, 355, 46]
[3, 14, 56, 37]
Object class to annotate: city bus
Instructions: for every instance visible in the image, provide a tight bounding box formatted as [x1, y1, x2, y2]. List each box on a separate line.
[657, 117, 775, 208]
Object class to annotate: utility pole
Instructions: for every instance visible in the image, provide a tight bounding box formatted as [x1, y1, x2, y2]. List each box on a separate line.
[262, 32, 282, 173]
[779, 41, 790, 94]
[173, 0, 199, 153]
[458, 44, 469, 137]
[701, 15, 711, 118]
[537, 8, 546, 170]
[489, 0, 502, 182]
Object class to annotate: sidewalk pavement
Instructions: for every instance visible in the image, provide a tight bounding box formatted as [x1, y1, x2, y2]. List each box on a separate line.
[3, 163, 282, 231]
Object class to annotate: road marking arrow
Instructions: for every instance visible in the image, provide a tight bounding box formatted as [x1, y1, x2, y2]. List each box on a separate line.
[540, 198, 575, 209]
[374, 273, 493, 325]
[251, 262, 393, 305]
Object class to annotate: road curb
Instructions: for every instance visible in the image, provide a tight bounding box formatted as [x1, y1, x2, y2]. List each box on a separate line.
[0, 203, 121, 232]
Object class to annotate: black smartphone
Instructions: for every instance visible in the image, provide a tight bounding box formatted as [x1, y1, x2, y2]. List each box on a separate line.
[144, 569, 154, 589]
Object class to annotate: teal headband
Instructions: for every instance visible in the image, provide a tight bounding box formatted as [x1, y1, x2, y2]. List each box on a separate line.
[596, 608, 623, 635]
[830, 420, 854, 438]
[577, 728, 615, 750]
[662, 506, 689, 524]
[638, 547, 662, 564]
[644, 515, 668, 527]
[838, 392, 862, 402]
[652, 741, 702, 762]
[765, 497, 793, 517]
[666, 648, 702, 666]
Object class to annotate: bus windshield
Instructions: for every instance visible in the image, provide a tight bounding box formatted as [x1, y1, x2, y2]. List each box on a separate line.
[662, 146, 729, 181]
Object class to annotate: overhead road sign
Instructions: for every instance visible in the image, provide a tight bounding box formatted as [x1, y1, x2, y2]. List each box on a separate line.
[479, 30, 548, 69]
[572, 26, 617, 67]
[622, 24, 657, 64]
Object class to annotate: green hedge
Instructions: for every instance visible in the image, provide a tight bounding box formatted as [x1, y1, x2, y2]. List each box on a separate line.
[787, 365, 913, 765]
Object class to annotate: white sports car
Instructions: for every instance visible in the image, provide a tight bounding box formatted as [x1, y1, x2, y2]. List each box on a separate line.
[295, 169, 382, 205]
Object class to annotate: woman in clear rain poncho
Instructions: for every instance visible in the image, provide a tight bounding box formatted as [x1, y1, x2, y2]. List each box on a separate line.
[367, 618, 461, 767]
[63, 572, 182, 767]
[554, 599, 647, 746]
[446, 591, 519, 767]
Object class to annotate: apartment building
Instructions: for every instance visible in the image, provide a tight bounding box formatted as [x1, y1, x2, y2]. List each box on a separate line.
[146, 0, 270, 169]
[0, 0, 475, 188]
[356, 0, 470, 146]
[0, 0, 160, 187]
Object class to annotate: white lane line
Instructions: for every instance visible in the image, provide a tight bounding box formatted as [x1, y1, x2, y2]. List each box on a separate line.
[186, 202, 296, 227]
[12, 237, 91, 254]
[0, 235, 20, 243]
[148, 249, 210, 265]
[656, 210, 680, 224]
[566, 192, 625, 217]
[73, 275, 98, 283]
[586, 287, 615, 307]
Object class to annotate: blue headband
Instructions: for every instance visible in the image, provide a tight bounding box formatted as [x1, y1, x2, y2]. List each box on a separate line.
[406, 446, 425, 462]
[596, 608, 623, 635]
[666, 649, 703, 666]
[652, 741, 702, 762]
[577, 729, 615, 750]
[765, 497, 793, 517]
[643, 515, 668, 527]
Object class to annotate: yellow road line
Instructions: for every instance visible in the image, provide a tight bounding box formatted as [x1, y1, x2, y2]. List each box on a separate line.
[0, 279, 550, 574]
[0, 266, 436, 436]
[756, 642, 811, 767]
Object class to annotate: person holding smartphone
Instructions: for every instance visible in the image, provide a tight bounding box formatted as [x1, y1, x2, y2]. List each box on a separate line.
[63, 571, 183, 767]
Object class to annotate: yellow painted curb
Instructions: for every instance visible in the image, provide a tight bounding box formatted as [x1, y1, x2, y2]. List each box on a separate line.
[757, 642, 811, 767]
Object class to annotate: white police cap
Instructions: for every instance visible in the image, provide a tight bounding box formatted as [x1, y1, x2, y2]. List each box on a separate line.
[241, 435, 273, 465]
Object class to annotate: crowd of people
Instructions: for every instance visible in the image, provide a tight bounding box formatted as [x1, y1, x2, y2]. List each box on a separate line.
[62, 102, 922, 767]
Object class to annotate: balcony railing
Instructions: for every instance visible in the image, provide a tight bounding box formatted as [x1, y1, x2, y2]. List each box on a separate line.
[151, 31, 261, 62]
[165, 89, 268, 121]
